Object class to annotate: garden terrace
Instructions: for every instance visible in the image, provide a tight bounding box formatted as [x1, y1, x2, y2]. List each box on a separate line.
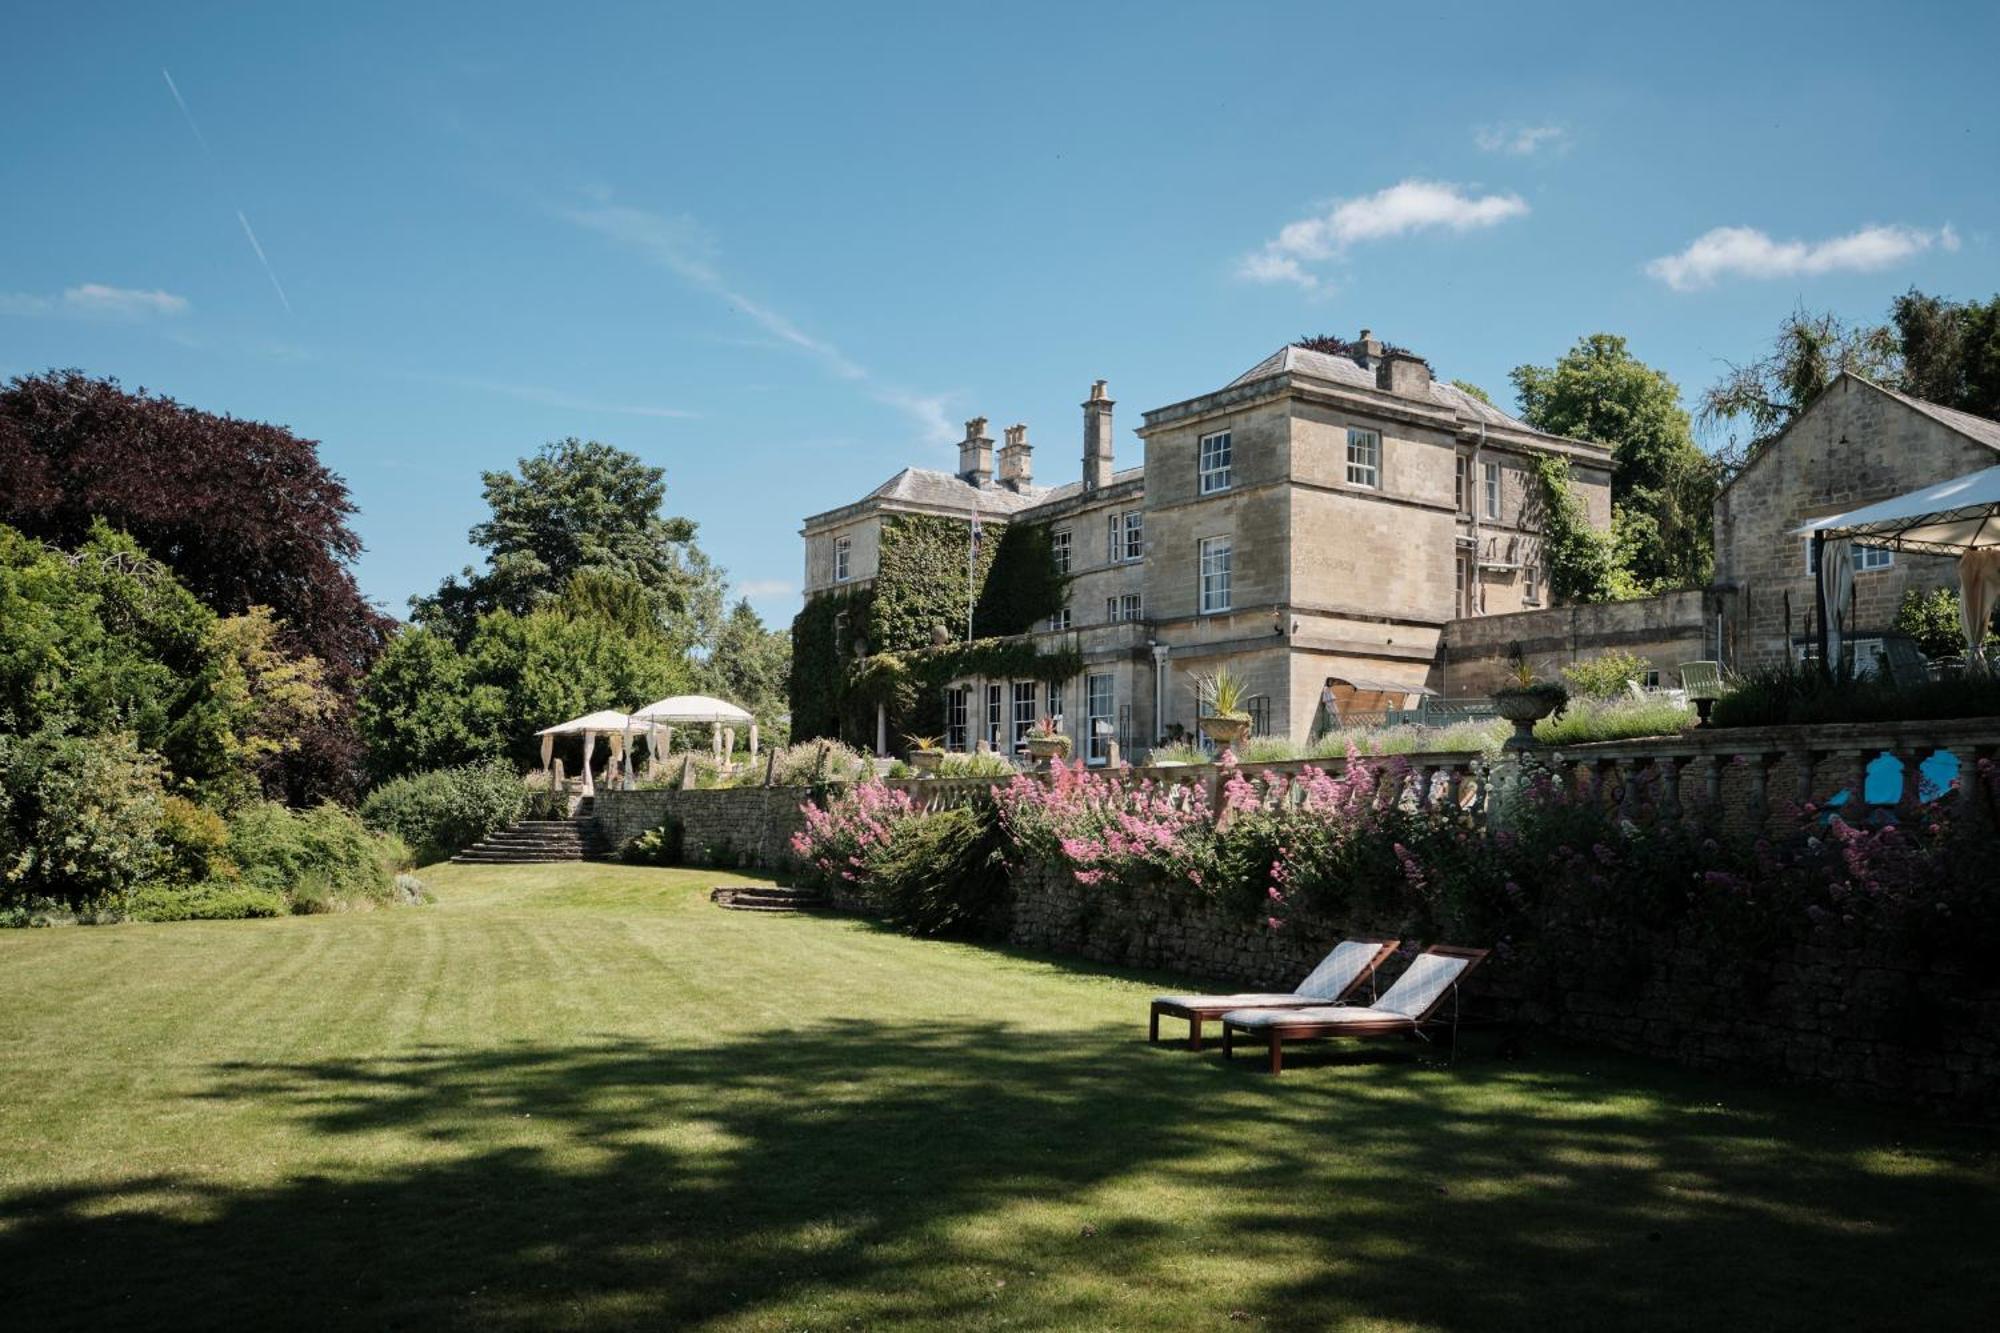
[1, 863, 1995, 1329]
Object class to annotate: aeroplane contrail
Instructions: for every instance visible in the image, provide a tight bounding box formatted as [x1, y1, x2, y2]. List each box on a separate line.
[162, 67, 292, 314]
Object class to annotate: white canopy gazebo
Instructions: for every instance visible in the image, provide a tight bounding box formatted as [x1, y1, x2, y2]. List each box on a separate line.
[535, 709, 636, 797]
[630, 694, 760, 773]
[1798, 462, 2000, 672]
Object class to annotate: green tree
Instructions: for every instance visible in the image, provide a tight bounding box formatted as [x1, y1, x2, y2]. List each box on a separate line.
[701, 599, 791, 736]
[412, 437, 724, 652]
[1697, 307, 1900, 457]
[358, 596, 691, 781]
[1892, 288, 2000, 420]
[1512, 334, 1719, 592]
[1450, 378, 1493, 405]
[1528, 456, 1617, 605]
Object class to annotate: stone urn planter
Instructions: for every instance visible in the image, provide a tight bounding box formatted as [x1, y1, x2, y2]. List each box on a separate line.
[1025, 734, 1072, 763]
[1491, 682, 1568, 752]
[1198, 714, 1252, 761]
[907, 748, 945, 775]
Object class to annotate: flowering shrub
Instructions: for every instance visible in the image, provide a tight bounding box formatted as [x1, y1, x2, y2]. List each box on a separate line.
[993, 760, 1217, 890]
[790, 778, 921, 886]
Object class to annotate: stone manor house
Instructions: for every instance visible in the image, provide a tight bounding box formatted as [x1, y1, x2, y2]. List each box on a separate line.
[801, 333, 2000, 760]
[799, 334, 1614, 758]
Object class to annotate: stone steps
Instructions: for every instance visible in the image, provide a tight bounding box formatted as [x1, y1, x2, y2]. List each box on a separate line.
[710, 885, 827, 913]
[452, 812, 610, 864]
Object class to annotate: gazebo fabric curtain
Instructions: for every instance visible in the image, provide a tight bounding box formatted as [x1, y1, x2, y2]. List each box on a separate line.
[1963, 548, 2000, 671]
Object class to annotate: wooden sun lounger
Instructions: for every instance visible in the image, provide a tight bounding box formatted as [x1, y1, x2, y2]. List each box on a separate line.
[1219, 945, 1490, 1074]
[1148, 936, 1399, 1051]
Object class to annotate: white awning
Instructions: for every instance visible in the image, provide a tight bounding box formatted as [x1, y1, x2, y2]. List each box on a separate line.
[536, 709, 635, 736]
[631, 694, 756, 726]
[1796, 464, 2000, 556]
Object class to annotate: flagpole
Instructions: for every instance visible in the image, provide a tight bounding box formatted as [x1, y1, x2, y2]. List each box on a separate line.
[966, 495, 978, 643]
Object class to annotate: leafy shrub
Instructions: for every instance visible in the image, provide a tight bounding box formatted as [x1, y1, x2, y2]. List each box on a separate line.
[1711, 667, 2000, 728]
[936, 751, 1013, 778]
[1307, 721, 1507, 759]
[0, 730, 169, 911]
[1559, 651, 1651, 700]
[1533, 695, 1691, 745]
[624, 815, 685, 866]
[123, 881, 286, 922]
[858, 804, 1011, 937]
[158, 796, 234, 885]
[1894, 584, 1987, 658]
[791, 779, 923, 888]
[228, 802, 394, 913]
[766, 740, 877, 789]
[359, 760, 527, 864]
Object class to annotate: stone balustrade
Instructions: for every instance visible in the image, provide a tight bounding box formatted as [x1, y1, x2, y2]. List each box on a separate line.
[1545, 718, 2000, 835]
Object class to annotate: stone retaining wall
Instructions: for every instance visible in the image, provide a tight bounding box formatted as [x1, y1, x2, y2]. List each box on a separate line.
[593, 787, 810, 871]
[1005, 861, 2000, 1116]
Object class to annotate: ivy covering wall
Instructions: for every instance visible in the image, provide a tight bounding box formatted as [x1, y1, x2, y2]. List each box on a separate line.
[1530, 455, 1617, 606]
[788, 512, 1072, 747]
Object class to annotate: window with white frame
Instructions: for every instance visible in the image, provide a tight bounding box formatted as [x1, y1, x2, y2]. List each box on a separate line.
[1523, 558, 1541, 606]
[1105, 593, 1142, 623]
[1046, 679, 1064, 726]
[1455, 454, 1471, 515]
[1199, 536, 1232, 614]
[1104, 509, 1144, 562]
[1199, 431, 1233, 494]
[1804, 540, 1895, 574]
[1047, 605, 1072, 632]
[833, 536, 851, 582]
[1085, 673, 1115, 764]
[1483, 461, 1501, 520]
[1012, 682, 1038, 751]
[1051, 527, 1071, 574]
[945, 687, 968, 751]
[1345, 427, 1380, 488]
[985, 684, 1003, 749]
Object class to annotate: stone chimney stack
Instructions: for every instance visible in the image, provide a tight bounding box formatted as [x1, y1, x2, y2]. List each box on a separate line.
[998, 423, 1033, 490]
[1377, 349, 1433, 400]
[1082, 380, 1114, 492]
[959, 416, 993, 486]
[1353, 328, 1385, 370]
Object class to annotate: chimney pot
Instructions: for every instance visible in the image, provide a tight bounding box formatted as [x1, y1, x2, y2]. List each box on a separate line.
[959, 416, 994, 486]
[1355, 328, 1385, 370]
[1082, 380, 1115, 492]
[998, 422, 1033, 489]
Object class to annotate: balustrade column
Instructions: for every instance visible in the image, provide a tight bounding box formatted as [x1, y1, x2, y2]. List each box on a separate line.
[1658, 756, 1687, 819]
[1702, 754, 1723, 808]
[1836, 748, 1871, 823]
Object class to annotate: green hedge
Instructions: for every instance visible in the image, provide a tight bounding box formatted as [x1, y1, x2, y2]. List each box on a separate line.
[359, 760, 528, 864]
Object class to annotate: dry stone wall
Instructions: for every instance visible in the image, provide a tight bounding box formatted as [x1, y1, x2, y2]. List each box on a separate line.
[593, 787, 810, 872]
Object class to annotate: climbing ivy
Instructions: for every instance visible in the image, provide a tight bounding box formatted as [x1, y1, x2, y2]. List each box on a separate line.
[790, 512, 1075, 747]
[872, 513, 1001, 650]
[1530, 455, 1617, 605]
[973, 521, 1071, 637]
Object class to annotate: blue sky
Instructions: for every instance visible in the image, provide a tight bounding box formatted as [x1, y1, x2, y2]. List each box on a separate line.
[3, 1, 1995, 629]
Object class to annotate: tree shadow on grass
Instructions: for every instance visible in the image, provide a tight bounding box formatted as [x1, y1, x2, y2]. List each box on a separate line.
[2, 1021, 1995, 1330]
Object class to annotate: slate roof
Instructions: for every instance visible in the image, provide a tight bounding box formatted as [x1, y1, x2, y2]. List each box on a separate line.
[1019, 466, 1147, 512]
[1228, 344, 1529, 431]
[1866, 379, 2000, 453]
[861, 466, 1050, 514]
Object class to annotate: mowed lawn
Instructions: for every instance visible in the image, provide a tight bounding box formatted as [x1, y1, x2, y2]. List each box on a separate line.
[2, 865, 1996, 1331]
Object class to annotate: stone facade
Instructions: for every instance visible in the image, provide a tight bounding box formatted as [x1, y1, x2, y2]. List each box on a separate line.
[1436, 590, 1713, 698]
[1713, 374, 1997, 670]
[799, 332, 1614, 758]
[1005, 860, 2000, 1116]
[594, 787, 810, 871]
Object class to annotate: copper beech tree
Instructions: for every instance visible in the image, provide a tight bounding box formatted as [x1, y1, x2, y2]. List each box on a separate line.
[0, 370, 392, 802]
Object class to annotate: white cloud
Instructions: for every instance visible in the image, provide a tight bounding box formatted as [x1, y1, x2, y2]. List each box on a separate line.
[1646, 223, 1960, 291]
[562, 197, 954, 443]
[736, 577, 798, 598]
[1239, 180, 1530, 290]
[1475, 124, 1570, 156]
[0, 284, 190, 319]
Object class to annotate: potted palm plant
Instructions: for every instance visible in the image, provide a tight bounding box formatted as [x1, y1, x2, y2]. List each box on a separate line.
[1195, 667, 1254, 761]
[904, 734, 946, 774]
[1491, 659, 1568, 751]
[1024, 715, 1071, 762]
